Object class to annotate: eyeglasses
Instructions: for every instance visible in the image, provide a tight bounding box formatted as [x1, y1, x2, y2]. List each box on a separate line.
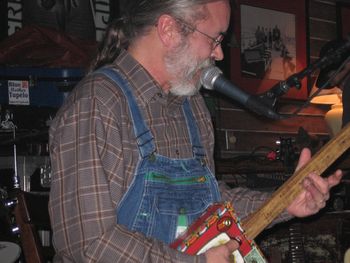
[175, 18, 226, 50]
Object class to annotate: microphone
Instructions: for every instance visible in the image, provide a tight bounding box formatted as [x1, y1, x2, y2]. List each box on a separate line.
[200, 66, 282, 119]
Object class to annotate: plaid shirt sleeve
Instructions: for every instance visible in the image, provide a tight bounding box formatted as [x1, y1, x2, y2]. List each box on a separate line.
[48, 76, 206, 263]
[218, 181, 292, 225]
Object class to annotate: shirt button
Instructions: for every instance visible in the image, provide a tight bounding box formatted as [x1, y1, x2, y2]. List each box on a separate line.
[157, 93, 163, 98]
[175, 149, 180, 155]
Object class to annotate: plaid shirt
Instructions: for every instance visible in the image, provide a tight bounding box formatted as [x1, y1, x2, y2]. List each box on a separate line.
[49, 50, 290, 262]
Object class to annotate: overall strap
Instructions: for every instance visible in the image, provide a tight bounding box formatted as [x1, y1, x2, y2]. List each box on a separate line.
[182, 99, 206, 160]
[95, 68, 155, 158]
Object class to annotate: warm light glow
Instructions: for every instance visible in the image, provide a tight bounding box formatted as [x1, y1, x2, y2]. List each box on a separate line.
[324, 103, 343, 137]
[310, 83, 343, 137]
[310, 84, 342, 105]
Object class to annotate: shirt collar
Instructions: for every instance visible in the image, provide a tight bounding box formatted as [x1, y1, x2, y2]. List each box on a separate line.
[114, 50, 187, 106]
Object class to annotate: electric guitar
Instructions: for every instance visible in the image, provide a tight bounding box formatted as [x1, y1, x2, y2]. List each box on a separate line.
[171, 122, 350, 262]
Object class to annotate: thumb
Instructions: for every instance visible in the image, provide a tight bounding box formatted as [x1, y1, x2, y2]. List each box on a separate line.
[295, 148, 311, 171]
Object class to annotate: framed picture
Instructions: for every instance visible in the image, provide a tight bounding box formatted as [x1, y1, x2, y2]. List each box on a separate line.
[230, 0, 307, 100]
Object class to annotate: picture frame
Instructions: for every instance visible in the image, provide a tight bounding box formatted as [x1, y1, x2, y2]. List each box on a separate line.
[230, 0, 307, 100]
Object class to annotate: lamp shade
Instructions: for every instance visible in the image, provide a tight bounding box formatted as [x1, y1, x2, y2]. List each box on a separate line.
[309, 38, 349, 137]
[309, 83, 342, 105]
[324, 103, 343, 137]
[310, 82, 343, 137]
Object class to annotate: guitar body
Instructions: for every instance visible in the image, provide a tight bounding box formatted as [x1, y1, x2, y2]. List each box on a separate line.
[170, 202, 267, 263]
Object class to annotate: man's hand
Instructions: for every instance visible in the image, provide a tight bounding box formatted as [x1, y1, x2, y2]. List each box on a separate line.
[287, 148, 343, 217]
[205, 240, 239, 263]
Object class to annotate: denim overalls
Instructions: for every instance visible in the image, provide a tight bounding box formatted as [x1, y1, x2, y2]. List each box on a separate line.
[97, 68, 221, 244]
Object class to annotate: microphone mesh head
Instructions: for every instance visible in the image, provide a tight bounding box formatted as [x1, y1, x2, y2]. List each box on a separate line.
[200, 66, 222, 90]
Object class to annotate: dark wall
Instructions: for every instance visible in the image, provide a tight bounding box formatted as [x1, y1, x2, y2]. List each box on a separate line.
[110, 1, 121, 19]
[22, 1, 95, 40]
[0, 0, 7, 40]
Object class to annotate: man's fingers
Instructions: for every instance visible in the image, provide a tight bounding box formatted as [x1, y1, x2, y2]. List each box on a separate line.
[327, 169, 343, 188]
[303, 177, 325, 205]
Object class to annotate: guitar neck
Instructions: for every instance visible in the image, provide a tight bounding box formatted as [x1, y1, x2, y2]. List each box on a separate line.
[241, 123, 350, 240]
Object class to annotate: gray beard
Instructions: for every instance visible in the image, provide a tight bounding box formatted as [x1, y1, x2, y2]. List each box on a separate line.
[170, 80, 201, 96]
[165, 42, 213, 96]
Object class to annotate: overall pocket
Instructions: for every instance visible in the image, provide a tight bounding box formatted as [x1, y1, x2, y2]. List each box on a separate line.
[132, 172, 213, 244]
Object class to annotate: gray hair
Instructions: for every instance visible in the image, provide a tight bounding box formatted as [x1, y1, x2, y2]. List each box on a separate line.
[88, 0, 231, 72]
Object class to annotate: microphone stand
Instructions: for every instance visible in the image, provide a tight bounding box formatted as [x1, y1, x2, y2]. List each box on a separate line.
[257, 37, 350, 111]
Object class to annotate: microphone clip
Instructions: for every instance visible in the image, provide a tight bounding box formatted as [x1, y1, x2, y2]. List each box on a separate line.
[257, 73, 302, 111]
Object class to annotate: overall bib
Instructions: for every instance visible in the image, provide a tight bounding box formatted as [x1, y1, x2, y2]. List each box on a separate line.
[97, 68, 221, 244]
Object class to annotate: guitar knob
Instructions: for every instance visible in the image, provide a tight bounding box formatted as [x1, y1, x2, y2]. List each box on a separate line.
[4, 199, 17, 209]
[11, 225, 20, 235]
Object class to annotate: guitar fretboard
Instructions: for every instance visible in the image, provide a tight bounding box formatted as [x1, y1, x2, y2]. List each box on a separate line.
[241, 122, 350, 240]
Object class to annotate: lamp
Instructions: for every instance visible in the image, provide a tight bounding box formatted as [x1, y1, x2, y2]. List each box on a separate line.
[310, 83, 343, 137]
[310, 38, 350, 137]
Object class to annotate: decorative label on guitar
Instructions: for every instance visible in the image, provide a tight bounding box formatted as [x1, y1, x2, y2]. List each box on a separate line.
[170, 202, 267, 263]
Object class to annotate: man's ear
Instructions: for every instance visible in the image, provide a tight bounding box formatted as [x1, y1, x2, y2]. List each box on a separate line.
[156, 15, 182, 48]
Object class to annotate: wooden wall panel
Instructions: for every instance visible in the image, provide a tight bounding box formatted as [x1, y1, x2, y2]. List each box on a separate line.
[308, 0, 338, 61]
[309, 0, 337, 20]
[216, 109, 327, 133]
[213, 98, 330, 159]
[309, 20, 337, 41]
